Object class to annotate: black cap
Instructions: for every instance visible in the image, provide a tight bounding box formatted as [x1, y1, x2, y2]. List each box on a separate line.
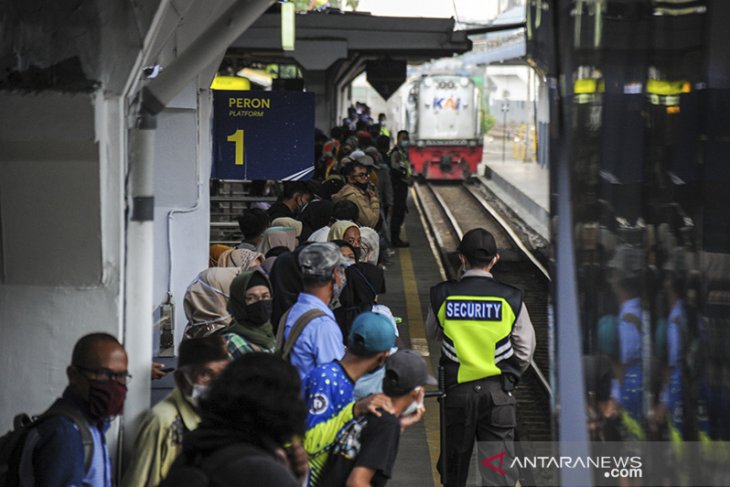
[457, 228, 497, 263]
[382, 350, 437, 397]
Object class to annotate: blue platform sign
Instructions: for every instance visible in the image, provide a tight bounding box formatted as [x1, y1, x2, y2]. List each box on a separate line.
[212, 90, 315, 180]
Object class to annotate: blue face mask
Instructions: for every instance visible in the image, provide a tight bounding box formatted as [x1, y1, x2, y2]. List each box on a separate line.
[400, 140, 410, 150]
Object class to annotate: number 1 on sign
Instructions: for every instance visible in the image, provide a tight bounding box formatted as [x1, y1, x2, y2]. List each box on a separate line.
[227, 129, 245, 165]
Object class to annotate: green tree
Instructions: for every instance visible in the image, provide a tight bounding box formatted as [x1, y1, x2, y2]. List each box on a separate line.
[482, 112, 496, 134]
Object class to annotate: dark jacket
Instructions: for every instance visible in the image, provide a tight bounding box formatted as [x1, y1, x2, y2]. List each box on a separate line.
[267, 201, 296, 221]
[163, 423, 298, 487]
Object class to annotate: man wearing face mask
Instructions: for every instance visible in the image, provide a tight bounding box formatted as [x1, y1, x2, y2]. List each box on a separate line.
[276, 243, 347, 383]
[389, 130, 413, 248]
[122, 336, 230, 487]
[217, 268, 277, 357]
[318, 349, 435, 487]
[16, 333, 128, 487]
[332, 159, 381, 228]
[304, 312, 397, 487]
[267, 181, 312, 220]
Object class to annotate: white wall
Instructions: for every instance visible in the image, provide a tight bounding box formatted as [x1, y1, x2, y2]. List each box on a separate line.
[487, 65, 536, 125]
[151, 82, 212, 351]
[0, 92, 125, 427]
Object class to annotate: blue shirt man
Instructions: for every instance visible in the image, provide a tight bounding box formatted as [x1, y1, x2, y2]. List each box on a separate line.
[19, 333, 128, 487]
[282, 243, 347, 383]
[283, 293, 345, 383]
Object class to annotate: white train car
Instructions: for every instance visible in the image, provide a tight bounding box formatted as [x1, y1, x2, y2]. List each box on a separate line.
[389, 74, 482, 179]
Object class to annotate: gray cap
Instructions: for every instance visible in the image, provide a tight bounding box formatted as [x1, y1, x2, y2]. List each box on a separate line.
[354, 154, 375, 167]
[363, 146, 382, 164]
[298, 242, 342, 278]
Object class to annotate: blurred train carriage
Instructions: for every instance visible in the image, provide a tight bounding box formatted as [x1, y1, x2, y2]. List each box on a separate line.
[390, 74, 482, 180]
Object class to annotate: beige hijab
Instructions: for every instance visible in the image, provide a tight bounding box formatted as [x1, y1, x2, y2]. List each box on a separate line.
[271, 217, 303, 237]
[216, 248, 265, 270]
[257, 226, 298, 255]
[327, 220, 359, 242]
[183, 267, 239, 338]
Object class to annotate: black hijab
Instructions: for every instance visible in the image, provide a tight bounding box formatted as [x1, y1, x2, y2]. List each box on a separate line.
[269, 243, 313, 330]
[334, 262, 386, 341]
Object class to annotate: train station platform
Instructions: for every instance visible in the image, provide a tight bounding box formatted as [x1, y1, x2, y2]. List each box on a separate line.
[383, 159, 551, 485]
[479, 158, 550, 241]
[148, 176, 534, 485]
[379, 191, 445, 487]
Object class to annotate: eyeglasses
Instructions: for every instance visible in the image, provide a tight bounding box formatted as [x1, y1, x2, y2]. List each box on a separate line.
[352, 172, 368, 180]
[76, 366, 132, 385]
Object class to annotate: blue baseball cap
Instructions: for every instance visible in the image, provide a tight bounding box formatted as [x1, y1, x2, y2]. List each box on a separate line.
[348, 311, 397, 354]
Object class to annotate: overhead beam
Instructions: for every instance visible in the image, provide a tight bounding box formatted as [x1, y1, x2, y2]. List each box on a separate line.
[229, 12, 471, 62]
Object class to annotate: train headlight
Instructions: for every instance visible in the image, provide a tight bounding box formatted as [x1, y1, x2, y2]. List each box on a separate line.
[459, 77, 470, 87]
[423, 77, 433, 88]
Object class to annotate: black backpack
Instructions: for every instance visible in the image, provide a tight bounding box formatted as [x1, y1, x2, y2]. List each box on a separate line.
[0, 399, 94, 486]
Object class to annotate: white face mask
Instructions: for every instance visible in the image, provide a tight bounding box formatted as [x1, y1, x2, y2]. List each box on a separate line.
[191, 383, 208, 400]
[400, 387, 424, 417]
[184, 372, 209, 407]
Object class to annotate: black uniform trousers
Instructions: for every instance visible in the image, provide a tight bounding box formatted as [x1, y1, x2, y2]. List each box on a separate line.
[390, 181, 408, 243]
[437, 376, 517, 487]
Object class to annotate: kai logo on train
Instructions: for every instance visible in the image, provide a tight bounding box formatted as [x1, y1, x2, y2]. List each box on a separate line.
[432, 96, 462, 110]
[445, 300, 503, 321]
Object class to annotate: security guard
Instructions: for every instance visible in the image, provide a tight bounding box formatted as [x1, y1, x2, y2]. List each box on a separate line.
[389, 130, 413, 247]
[426, 228, 536, 487]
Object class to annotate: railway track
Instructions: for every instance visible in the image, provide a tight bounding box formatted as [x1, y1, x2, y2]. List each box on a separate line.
[413, 181, 553, 445]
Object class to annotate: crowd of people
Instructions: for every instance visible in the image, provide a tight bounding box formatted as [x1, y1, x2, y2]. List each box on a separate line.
[7, 109, 539, 487]
[10, 223, 433, 486]
[8, 117, 434, 487]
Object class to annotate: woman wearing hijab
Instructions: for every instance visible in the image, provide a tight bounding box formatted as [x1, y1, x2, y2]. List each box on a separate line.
[332, 240, 358, 264]
[358, 227, 380, 266]
[209, 244, 232, 267]
[271, 217, 303, 239]
[333, 260, 386, 342]
[257, 226, 297, 255]
[216, 268, 276, 357]
[299, 199, 334, 242]
[268, 245, 307, 329]
[216, 248, 265, 269]
[183, 267, 240, 338]
[327, 220, 361, 253]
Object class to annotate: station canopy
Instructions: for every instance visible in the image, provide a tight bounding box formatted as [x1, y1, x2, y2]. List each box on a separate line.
[225, 9, 473, 91]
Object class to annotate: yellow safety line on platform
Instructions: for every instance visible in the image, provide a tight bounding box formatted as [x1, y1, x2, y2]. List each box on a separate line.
[399, 231, 442, 486]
